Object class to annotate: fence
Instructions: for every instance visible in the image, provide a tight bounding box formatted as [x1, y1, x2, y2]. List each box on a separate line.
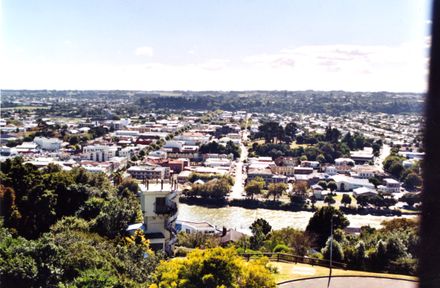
[240, 252, 347, 269]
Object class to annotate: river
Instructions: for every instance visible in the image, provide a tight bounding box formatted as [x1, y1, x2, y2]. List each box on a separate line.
[178, 203, 417, 234]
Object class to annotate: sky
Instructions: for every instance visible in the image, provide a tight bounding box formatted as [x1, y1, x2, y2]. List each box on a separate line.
[1, 0, 432, 92]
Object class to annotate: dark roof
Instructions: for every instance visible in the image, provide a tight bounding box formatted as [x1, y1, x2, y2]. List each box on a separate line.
[221, 229, 245, 243]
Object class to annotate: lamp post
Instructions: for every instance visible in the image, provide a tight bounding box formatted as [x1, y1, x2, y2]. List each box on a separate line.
[327, 214, 337, 288]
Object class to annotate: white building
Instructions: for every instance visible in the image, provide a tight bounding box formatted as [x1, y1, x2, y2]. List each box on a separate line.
[83, 145, 117, 162]
[176, 220, 220, 235]
[330, 175, 375, 192]
[383, 178, 401, 193]
[33, 137, 62, 151]
[139, 181, 179, 254]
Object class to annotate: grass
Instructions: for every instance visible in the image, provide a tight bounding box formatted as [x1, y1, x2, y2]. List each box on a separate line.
[290, 141, 310, 149]
[270, 262, 418, 283]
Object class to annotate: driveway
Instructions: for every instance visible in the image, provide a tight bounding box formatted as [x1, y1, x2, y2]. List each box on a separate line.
[278, 276, 417, 288]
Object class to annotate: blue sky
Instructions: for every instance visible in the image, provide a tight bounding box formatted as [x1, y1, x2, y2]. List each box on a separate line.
[1, 0, 432, 91]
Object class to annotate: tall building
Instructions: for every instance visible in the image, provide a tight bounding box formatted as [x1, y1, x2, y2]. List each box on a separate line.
[82, 145, 117, 162]
[139, 180, 179, 254]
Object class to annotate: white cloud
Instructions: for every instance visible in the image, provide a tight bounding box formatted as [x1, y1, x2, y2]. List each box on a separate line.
[1, 43, 428, 92]
[135, 46, 154, 57]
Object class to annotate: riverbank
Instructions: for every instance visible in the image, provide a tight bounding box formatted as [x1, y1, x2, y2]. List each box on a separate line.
[177, 203, 418, 233]
[179, 196, 420, 216]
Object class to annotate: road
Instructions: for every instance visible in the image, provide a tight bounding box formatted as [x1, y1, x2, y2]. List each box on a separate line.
[229, 130, 249, 200]
[278, 276, 417, 288]
[375, 144, 391, 171]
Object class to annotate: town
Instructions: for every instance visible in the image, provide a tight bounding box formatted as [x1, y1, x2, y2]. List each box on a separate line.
[1, 91, 423, 256]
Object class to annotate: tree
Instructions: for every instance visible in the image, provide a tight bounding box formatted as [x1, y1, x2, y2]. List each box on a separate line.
[267, 182, 288, 201]
[317, 180, 327, 190]
[403, 173, 422, 191]
[327, 181, 337, 192]
[324, 195, 336, 206]
[322, 238, 344, 262]
[245, 177, 265, 199]
[284, 122, 298, 141]
[399, 193, 421, 208]
[258, 121, 284, 143]
[250, 218, 272, 236]
[368, 177, 381, 188]
[267, 227, 313, 256]
[249, 219, 272, 250]
[306, 206, 350, 247]
[92, 197, 140, 239]
[149, 247, 276, 288]
[341, 194, 352, 207]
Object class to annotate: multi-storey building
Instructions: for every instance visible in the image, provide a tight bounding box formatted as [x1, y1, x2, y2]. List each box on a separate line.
[127, 165, 170, 180]
[139, 180, 179, 254]
[82, 145, 117, 162]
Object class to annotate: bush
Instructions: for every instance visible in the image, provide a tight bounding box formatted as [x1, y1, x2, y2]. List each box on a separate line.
[273, 244, 290, 253]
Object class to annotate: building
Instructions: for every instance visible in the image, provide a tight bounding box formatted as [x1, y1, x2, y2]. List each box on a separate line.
[351, 165, 381, 179]
[83, 145, 117, 162]
[127, 165, 170, 180]
[330, 175, 375, 191]
[176, 220, 220, 235]
[383, 178, 401, 193]
[350, 148, 374, 164]
[139, 181, 179, 254]
[294, 166, 314, 175]
[33, 137, 62, 151]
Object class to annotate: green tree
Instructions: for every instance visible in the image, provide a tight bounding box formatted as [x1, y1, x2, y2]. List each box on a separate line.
[324, 195, 336, 206]
[322, 238, 344, 262]
[341, 194, 352, 207]
[267, 182, 288, 201]
[306, 206, 350, 247]
[403, 173, 422, 190]
[245, 177, 265, 199]
[149, 247, 276, 288]
[327, 181, 337, 192]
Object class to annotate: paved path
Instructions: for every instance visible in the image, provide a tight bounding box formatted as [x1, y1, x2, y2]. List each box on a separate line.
[278, 276, 417, 288]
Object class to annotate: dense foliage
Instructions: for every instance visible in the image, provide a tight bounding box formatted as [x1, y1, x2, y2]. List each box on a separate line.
[149, 247, 276, 288]
[0, 158, 161, 287]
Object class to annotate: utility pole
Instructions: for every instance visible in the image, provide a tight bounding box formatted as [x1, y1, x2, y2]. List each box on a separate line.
[327, 214, 336, 288]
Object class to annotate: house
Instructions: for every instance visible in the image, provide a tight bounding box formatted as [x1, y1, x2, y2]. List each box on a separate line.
[351, 165, 381, 179]
[311, 184, 324, 200]
[350, 148, 374, 164]
[353, 186, 378, 197]
[301, 161, 320, 169]
[177, 170, 192, 184]
[220, 229, 246, 245]
[139, 181, 179, 254]
[33, 137, 62, 151]
[247, 168, 287, 185]
[325, 166, 337, 175]
[382, 178, 401, 193]
[176, 220, 220, 235]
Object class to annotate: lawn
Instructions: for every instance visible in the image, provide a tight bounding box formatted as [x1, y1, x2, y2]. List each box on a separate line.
[270, 262, 417, 283]
[290, 141, 310, 149]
